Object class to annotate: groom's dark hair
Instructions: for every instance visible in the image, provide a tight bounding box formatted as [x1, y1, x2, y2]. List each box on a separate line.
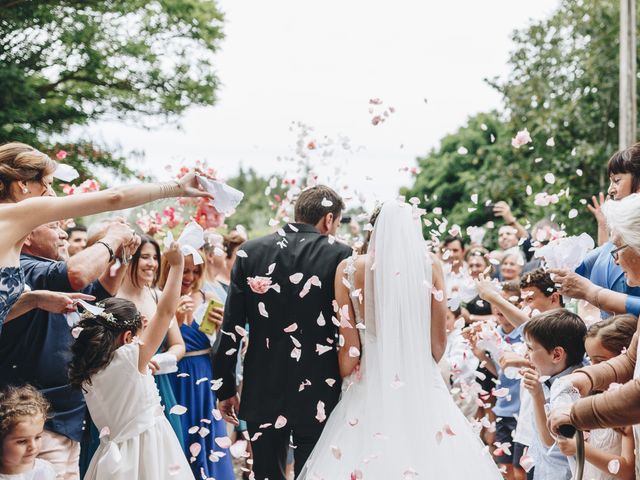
[295, 185, 345, 225]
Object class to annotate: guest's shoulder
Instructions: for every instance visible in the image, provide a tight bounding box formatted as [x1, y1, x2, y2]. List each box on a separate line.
[237, 233, 278, 252]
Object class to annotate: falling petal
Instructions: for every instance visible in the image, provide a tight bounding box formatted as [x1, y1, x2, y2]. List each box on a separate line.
[215, 436, 232, 449]
[189, 442, 201, 457]
[170, 405, 188, 415]
[290, 273, 304, 284]
[275, 415, 288, 429]
[315, 401, 327, 422]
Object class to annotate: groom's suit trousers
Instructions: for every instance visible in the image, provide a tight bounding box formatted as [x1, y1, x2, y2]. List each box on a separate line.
[247, 421, 325, 480]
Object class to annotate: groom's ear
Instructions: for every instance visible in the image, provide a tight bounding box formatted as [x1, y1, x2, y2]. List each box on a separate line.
[315, 212, 334, 234]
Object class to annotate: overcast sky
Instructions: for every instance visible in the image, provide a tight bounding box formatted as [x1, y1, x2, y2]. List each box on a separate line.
[79, 0, 560, 205]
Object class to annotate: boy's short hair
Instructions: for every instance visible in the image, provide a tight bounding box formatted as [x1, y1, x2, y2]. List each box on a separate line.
[523, 308, 586, 366]
[520, 268, 557, 297]
[501, 280, 521, 303]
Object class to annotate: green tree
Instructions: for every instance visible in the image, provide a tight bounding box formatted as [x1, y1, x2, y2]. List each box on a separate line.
[404, 0, 631, 242]
[225, 167, 285, 236]
[0, 0, 224, 181]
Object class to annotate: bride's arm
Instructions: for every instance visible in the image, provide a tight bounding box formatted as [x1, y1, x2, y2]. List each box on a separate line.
[0, 171, 212, 249]
[335, 260, 360, 378]
[429, 254, 447, 362]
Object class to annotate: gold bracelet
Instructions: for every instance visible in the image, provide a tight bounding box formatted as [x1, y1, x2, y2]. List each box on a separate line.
[158, 180, 182, 198]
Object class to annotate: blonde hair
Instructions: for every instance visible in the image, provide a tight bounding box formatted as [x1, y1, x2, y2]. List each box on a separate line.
[0, 143, 57, 200]
[158, 250, 205, 293]
[0, 385, 49, 442]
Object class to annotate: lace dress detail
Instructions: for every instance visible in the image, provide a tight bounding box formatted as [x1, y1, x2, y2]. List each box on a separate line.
[344, 255, 364, 336]
[583, 428, 622, 480]
[0, 266, 24, 333]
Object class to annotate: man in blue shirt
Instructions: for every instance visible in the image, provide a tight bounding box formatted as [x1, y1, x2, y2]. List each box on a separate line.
[0, 219, 136, 480]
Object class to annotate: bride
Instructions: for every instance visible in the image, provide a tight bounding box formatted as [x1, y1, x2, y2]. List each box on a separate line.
[298, 200, 502, 479]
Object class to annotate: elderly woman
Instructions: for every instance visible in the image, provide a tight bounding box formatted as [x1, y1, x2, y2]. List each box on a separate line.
[552, 144, 640, 318]
[549, 193, 640, 477]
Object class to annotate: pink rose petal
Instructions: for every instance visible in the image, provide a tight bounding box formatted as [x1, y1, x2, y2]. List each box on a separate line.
[275, 415, 288, 429]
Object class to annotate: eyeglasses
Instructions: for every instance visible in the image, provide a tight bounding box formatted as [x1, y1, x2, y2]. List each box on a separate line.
[610, 244, 629, 261]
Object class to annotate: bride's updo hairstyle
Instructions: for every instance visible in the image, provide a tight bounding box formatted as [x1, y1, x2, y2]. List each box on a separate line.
[69, 297, 143, 391]
[0, 142, 57, 201]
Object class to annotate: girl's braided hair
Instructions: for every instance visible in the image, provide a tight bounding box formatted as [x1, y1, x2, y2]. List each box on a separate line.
[0, 385, 49, 442]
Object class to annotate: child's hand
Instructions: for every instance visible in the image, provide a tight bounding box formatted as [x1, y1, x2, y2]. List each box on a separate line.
[148, 358, 160, 375]
[499, 351, 531, 371]
[557, 436, 577, 456]
[164, 242, 184, 267]
[521, 367, 544, 398]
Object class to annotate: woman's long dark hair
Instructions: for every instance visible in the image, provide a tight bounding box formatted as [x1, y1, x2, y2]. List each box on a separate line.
[68, 297, 142, 391]
[129, 235, 161, 288]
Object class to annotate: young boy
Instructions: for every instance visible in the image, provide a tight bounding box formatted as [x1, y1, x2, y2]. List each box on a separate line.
[521, 309, 587, 480]
[474, 281, 525, 480]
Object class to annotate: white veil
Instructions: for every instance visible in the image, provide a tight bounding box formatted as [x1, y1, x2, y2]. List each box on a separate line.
[361, 200, 439, 472]
[298, 200, 501, 479]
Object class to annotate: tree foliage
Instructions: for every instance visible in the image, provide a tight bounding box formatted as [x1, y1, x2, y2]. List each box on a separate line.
[403, 0, 632, 244]
[225, 167, 285, 236]
[0, 0, 224, 181]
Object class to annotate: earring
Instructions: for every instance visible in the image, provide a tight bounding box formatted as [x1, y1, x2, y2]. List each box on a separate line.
[21, 187, 29, 194]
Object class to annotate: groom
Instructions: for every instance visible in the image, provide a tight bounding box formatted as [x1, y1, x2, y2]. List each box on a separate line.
[213, 185, 353, 480]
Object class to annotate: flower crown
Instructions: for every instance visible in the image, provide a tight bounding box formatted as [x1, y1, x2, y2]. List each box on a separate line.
[80, 303, 141, 330]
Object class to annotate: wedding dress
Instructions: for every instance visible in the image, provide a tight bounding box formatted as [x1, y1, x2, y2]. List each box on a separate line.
[298, 201, 502, 480]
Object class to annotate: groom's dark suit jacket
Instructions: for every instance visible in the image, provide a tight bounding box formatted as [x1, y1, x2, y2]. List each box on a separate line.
[213, 223, 352, 425]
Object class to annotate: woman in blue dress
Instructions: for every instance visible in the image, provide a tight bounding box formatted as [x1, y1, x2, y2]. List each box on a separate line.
[0, 142, 212, 332]
[117, 235, 185, 446]
[159, 250, 234, 479]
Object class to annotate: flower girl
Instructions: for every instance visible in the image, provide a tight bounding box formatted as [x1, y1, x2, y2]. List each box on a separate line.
[69, 242, 194, 480]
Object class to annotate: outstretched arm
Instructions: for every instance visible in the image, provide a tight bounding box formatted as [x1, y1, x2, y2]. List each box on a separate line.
[138, 243, 184, 372]
[0, 171, 212, 256]
[476, 278, 529, 327]
[5, 290, 94, 322]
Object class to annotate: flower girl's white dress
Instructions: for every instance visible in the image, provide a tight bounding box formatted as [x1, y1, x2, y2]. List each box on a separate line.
[83, 343, 194, 480]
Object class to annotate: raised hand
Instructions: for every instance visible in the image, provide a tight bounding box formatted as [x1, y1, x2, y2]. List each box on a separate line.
[548, 269, 594, 301]
[164, 242, 184, 267]
[587, 192, 607, 226]
[493, 201, 516, 224]
[521, 367, 544, 400]
[177, 170, 215, 199]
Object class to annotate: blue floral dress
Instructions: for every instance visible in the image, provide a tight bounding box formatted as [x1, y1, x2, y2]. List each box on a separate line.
[0, 266, 25, 334]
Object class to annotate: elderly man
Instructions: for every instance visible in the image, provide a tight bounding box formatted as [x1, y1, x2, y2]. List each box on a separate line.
[0, 219, 137, 480]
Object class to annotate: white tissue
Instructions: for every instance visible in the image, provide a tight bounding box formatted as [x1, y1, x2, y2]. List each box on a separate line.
[151, 352, 178, 375]
[164, 221, 205, 265]
[197, 176, 244, 215]
[534, 233, 595, 271]
[53, 164, 80, 182]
